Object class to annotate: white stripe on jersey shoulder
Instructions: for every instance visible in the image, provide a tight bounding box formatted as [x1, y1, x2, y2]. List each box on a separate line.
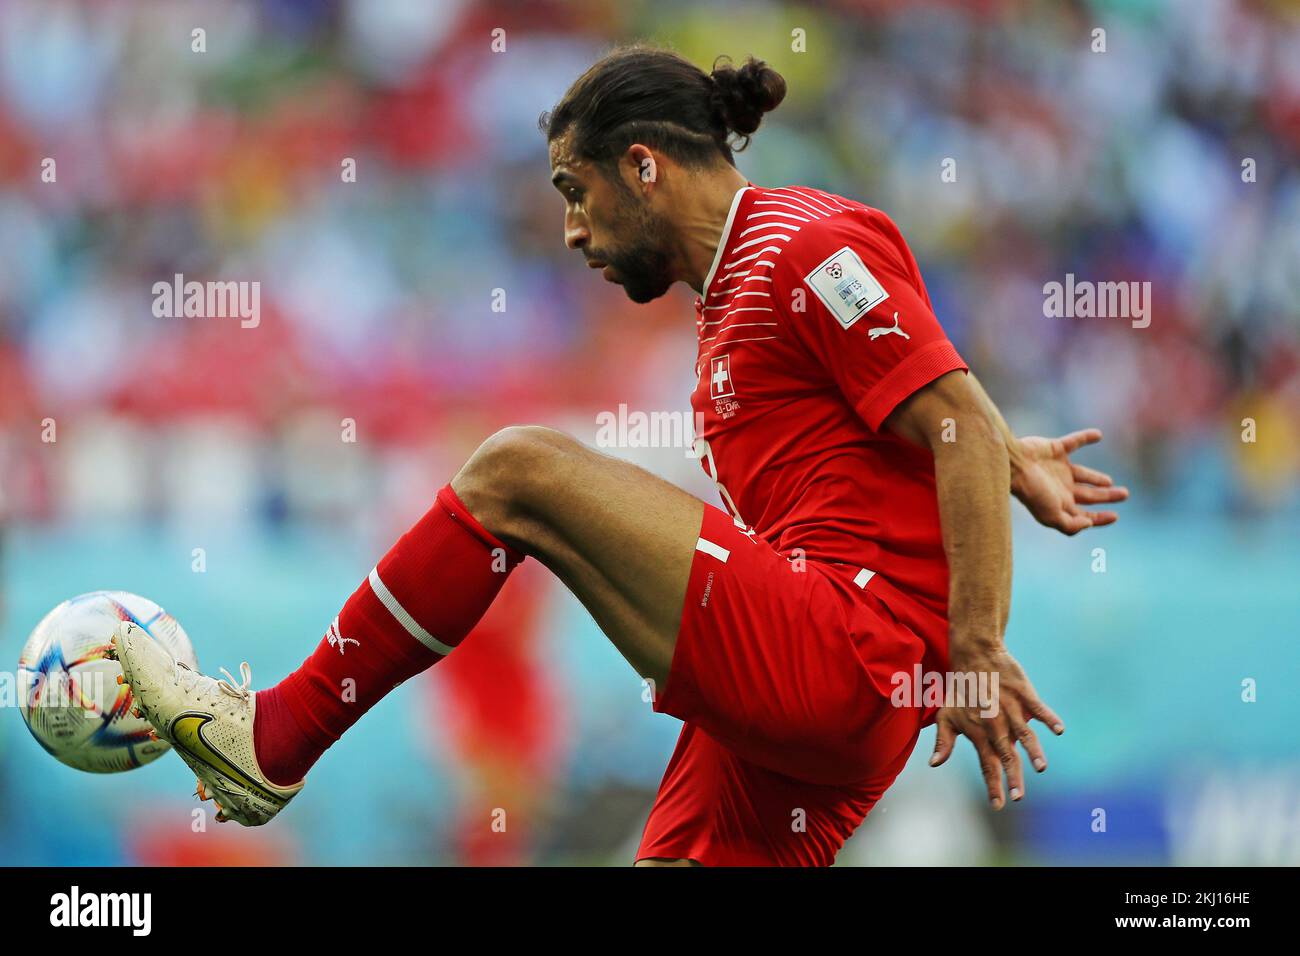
[780, 188, 842, 214]
[704, 334, 779, 354]
[740, 220, 801, 238]
[752, 198, 819, 219]
[788, 186, 852, 212]
[723, 239, 790, 272]
[745, 210, 809, 225]
[699, 321, 779, 344]
[696, 185, 858, 353]
[701, 305, 775, 327]
[703, 290, 772, 310]
[774, 186, 851, 215]
[702, 185, 751, 300]
[706, 186, 857, 288]
[730, 230, 794, 255]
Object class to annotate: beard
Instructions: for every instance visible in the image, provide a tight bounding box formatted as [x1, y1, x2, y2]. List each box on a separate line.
[596, 186, 675, 304]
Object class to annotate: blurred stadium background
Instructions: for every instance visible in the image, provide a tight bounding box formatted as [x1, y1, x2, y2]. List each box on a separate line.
[1, 0, 1298, 865]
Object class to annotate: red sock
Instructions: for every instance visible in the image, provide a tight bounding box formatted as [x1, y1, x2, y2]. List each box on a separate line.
[253, 484, 524, 787]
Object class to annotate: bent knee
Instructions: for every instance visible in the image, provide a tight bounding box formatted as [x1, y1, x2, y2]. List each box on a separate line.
[478, 424, 575, 460]
[452, 425, 579, 538]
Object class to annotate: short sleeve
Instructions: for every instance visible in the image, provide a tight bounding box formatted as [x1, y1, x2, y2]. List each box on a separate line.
[775, 215, 968, 431]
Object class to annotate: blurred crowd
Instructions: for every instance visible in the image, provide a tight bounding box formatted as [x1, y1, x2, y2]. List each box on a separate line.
[1, 0, 1298, 528]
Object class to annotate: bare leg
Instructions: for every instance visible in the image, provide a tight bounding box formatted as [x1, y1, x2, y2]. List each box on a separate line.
[451, 426, 707, 687]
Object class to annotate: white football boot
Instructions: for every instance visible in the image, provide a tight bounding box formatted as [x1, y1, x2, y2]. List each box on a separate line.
[108, 621, 303, 826]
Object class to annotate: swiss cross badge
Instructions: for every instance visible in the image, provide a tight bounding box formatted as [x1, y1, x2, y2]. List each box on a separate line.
[709, 354, 735, 399]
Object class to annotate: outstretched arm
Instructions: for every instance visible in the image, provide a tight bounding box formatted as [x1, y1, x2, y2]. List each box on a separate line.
[886, 370, 1063, 809]
[966, 373, 1129, 535]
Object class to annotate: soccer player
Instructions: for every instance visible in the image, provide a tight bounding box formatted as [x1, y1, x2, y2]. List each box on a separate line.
[112, 45, 1127, 866]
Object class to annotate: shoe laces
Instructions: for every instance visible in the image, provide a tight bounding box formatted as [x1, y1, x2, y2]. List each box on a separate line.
[218, 662, 253, 701]
[173, 659, 253, 706]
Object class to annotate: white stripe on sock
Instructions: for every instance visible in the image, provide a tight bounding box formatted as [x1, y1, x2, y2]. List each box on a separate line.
[695, 537, 731, 563]
[367, 567, 456, 656]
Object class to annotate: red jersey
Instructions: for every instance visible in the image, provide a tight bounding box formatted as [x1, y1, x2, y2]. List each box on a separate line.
[689, 183, 968, 661]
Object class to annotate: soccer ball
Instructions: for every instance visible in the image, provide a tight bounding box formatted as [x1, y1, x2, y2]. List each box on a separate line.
[17, 591, 198, 773]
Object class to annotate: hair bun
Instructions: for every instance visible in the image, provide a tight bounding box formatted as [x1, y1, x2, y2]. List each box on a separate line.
[711, 55, 787, 143]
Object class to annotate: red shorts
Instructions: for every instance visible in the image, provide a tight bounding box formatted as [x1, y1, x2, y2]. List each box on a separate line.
[637, 505, 931, 866]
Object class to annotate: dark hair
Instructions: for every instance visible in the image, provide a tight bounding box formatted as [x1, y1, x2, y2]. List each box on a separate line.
[539, 44, 786, 169]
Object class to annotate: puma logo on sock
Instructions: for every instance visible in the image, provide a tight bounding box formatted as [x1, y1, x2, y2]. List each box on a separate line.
[325, 617, 360, 655]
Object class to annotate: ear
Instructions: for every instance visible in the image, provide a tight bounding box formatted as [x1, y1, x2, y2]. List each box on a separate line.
[623, 144, 658, 191]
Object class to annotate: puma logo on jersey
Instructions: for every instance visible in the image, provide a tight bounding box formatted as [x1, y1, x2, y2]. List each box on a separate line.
[326, 617, 359, 655]
[868, 312, 910, 341]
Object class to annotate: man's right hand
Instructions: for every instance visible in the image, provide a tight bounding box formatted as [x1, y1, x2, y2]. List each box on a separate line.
[928, 641, 1065, 809]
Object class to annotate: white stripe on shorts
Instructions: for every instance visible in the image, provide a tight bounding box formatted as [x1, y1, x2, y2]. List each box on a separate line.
[368, 567, 456, 656]
[853, 568, 876, 589]
[695, 537, 731, 563]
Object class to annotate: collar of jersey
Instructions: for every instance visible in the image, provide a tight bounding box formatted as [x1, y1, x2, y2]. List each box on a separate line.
[701, 182, 755, 303]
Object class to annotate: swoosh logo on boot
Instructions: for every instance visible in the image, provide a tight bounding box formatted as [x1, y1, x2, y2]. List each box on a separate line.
[169, 713, 287, 807]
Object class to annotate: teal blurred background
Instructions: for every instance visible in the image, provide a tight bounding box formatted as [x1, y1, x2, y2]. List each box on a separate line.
[1, 0, 1298, 865]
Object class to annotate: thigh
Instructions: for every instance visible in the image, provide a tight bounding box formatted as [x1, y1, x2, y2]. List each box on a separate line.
[452, 426, 705, 686]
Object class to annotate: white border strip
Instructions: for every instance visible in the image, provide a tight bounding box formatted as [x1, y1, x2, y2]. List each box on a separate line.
[368, 568, 456, 656]
[696, 537, 731, 563]
[701, 185, 751, 300]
